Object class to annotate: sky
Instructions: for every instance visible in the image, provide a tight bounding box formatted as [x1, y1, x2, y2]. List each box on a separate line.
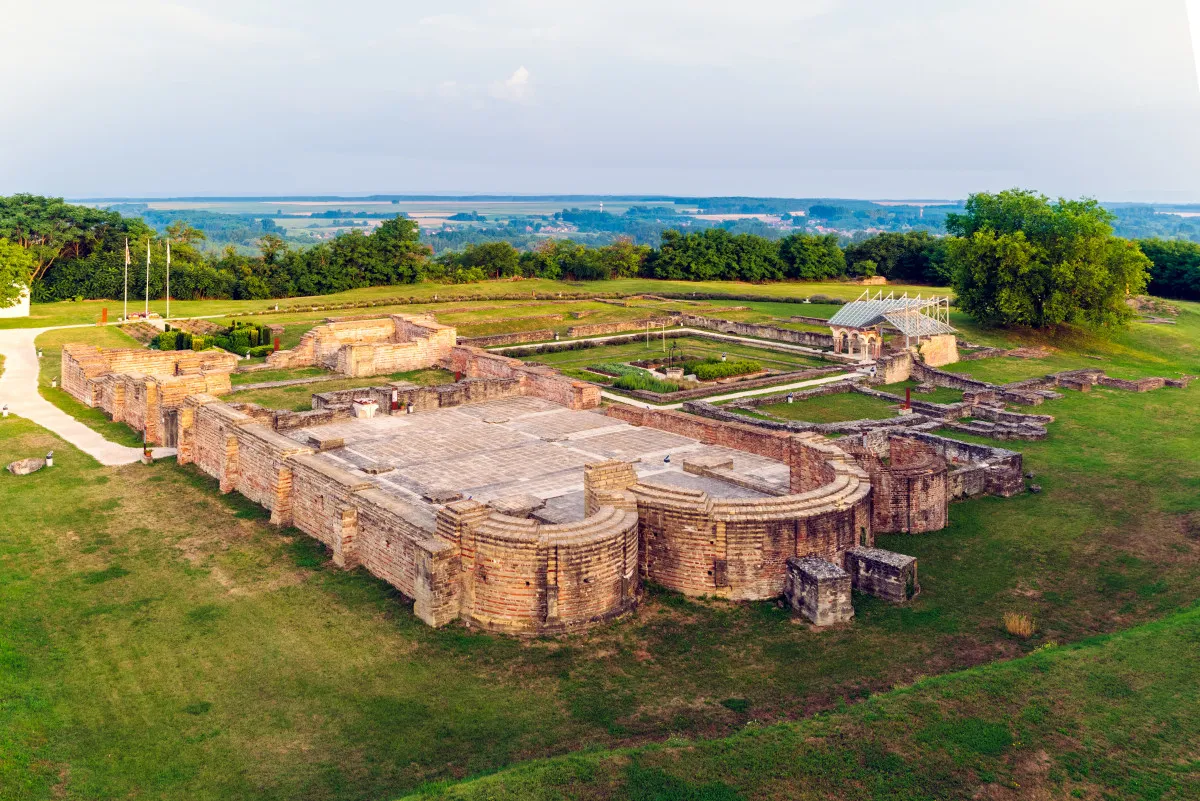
[3, 0, 1200, 201]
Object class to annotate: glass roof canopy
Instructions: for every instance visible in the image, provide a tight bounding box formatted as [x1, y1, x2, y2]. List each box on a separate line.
[827, 291, 955, 340]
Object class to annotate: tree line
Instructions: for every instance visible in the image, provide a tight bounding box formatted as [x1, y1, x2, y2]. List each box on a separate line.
[3, 192, 1198, 332]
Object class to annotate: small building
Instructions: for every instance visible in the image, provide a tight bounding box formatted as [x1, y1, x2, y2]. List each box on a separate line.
[0, 283, 30, 318]
[827, 291, 956, 364]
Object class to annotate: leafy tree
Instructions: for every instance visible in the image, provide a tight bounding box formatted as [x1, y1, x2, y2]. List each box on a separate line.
[778, 233, 844, 279]
[844, 231, 948, 283]
[0, 238, 33, 308]
[166, 220, 205, 246]
[258, 233, 286, 264]
[1136, 238, 1200, 300]
[946, 190, 1149, 329]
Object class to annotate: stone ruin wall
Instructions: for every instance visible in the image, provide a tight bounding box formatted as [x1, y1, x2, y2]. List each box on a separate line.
[916, 333, 959, 367]
[265, 314, 457, 377]
[841, 436, 948, 533]
[175, 395, 638, 634]
[446, 346, 600, 410]
[61, 344, 237, 445]
[602, 405, 875, 600]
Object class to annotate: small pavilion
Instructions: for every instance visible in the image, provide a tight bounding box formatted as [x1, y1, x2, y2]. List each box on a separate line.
[828, 291, 955, 361]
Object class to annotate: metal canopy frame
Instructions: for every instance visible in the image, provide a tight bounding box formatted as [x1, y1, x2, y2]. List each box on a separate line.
[827, 290, 955, 348]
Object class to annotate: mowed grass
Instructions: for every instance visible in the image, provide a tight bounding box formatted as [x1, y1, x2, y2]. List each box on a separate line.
[0, 278, 944, 330]
[878, 380, 964, 405]
[34, 325, 147, 447]
[757, 391, 901, 423]
[230, 368, 455, 411]
[2, 371, 1198, 799]
[519, 336, 826, 373]
[403, 603, 1200, 801]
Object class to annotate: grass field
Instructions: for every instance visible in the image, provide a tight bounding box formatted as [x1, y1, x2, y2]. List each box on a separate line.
[0, 278, 944, 330]
[230, 368, 454, 411]
[878, 380, 965, 405]
[3, 366, 1197, 798]
[757, 391, 901, 423]
[403, 603, 1200, 800]
[6, 286, 1200, 800]
[516, 336, 827, 374]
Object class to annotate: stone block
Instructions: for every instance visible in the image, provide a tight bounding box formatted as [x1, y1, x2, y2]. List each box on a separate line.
[6, 457, 46, 475]
[784, 557, 854, 626]
[489, 493, 546, 518]
[844, 547, 918, 603]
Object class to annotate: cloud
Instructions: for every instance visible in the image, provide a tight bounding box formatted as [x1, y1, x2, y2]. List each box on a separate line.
[489, 66, 532, 102]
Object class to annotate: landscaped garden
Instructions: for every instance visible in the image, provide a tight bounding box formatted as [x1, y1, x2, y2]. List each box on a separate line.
[755, 390, 901, 424]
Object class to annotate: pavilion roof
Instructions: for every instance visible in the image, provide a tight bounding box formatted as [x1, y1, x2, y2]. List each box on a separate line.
[827, 292, 956, 337]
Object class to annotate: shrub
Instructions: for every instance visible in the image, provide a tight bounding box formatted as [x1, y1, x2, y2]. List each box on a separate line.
[246, 345, 274, 358]
[690, 359, 762, 381]
[1003, 612, 1034, 638]
[611, 368, 683, 393]
[588, 363, 647, 378]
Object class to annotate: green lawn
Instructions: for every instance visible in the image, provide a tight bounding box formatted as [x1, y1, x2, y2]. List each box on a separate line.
[34, 326, 147, 447]
[0, 278, 945, 330]
[404, 603, 1200, 800]
[757, 391, 901, 423]
[230, 368, 454, 411]
[879, 380, 964, 405]
[519, 336, 826, 373]
[229, 366, 333, 386]
[3, 371, 1197, 799]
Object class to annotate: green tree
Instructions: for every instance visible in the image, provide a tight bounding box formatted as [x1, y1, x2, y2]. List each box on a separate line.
[778, 233, 844, 279]
[1136, 238, 1200, 300]
[946, 189, 1149, 329]
[257, 233, 286, 265]
[0, 238, 34, 308]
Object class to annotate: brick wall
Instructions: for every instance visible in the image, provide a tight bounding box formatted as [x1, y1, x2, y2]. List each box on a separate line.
[456, 329, 555, 348]
[266, 314, 456, 377]
[61, 345, 236, 444]
[917, 334, 959, 366]
[566, 317, 678, 338]
[605, 404, 791, 462]
[448, 346, 599, 410]
[437, 499, 638, 634]
[844, 437, 948, 533]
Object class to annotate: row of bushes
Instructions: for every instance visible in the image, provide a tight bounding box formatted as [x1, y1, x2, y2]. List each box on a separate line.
[152, 330, 204, 351]
[587, 362, 646, 378]
[611, 368, 684, 393]
[685, 359, 763, 380]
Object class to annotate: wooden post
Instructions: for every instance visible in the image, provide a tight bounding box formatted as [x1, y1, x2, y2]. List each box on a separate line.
[99, 307, 107, 324]
[273, 337, 280, 352]
[905, 387, 911, 410]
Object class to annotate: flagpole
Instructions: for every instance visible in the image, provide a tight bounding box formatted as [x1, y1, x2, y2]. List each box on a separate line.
[123, 237, 129, 321]
[166, 239, 171, 320]
[145, 237, 150, 318]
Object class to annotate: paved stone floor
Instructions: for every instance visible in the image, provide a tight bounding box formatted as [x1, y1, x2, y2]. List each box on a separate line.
[288, 397, 790, 523]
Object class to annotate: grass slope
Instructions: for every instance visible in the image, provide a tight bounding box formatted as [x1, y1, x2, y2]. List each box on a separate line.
[402, 604, 1200, 801]
[1, 372, 1197, 799]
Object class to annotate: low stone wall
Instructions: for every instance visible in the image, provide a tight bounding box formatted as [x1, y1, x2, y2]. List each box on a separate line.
[616, 365, 847, 404]
[457, 329, 555, 348]
[911, 360, 993, 392]
[447, 346, 600, 410]
[566, 317, 679, 338]
[678, 314, 835, 348]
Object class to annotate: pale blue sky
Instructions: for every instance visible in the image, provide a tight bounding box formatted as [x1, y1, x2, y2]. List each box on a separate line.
[4, 0, 1199, 200]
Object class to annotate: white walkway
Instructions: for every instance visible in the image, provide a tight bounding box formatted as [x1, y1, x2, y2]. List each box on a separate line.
[0, 327, 175, 466]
